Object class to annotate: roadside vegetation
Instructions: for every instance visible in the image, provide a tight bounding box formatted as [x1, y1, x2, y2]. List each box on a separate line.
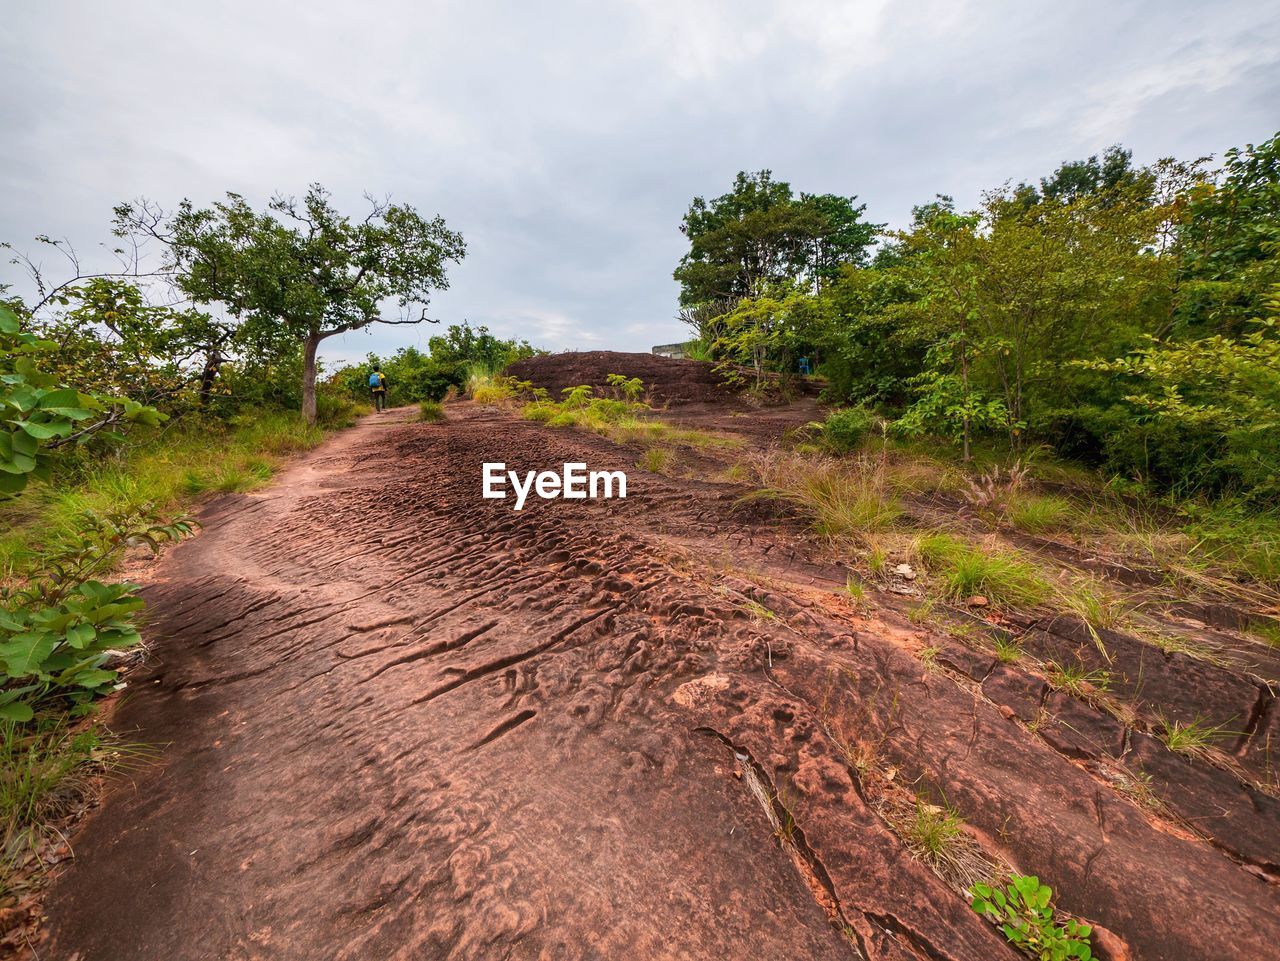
[518, 374, 744, 456]
[0, 185, 529, 910]
[677, 132, 1280, 591]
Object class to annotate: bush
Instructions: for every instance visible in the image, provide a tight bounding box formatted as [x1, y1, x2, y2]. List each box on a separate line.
[418, 400, 445, 422]
[814, 406, 878, 454]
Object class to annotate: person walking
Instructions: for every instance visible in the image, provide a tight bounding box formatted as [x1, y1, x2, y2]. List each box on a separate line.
[368, 367, 388, 412]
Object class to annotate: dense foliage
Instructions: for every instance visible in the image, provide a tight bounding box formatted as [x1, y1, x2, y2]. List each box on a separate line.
[328, 323, 540, 406]
[679, 132, 1280, 500]
[0, 302, 194, 719]
[113, 185, 466, 423]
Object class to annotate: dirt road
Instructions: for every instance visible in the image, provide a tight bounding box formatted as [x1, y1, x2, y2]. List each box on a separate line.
[44, 401, 1280, 961]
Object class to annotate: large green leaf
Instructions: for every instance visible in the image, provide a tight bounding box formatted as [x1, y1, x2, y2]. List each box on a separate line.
[70, 667, 118, 689]
[16, 419, 73, 440]
[66, 622, 97, 648]
[35, 387, 82, 409]
[0, 701, 34, 722]
[0, 631, 57, 677]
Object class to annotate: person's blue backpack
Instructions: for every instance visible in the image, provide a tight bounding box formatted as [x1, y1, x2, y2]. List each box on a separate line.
[368, 372, 382, 388]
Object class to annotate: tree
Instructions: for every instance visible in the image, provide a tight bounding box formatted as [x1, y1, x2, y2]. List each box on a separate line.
[114, 185, 466, 423]
[47, 278, 233, 408]
[426, 321, 538, 372]
[1175, 132, 1280, 335]
[674, 171, 879, 330]
[1038, 145, 1152, 205]
[797, 192, 879, 291]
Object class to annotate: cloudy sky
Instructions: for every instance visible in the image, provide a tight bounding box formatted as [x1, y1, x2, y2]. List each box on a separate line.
[3, 0, 1277, 364]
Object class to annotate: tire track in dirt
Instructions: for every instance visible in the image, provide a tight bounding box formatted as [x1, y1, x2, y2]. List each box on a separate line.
[42, 402, 1279, 961]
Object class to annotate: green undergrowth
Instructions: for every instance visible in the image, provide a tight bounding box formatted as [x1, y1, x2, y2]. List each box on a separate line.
[0, 718, 114, 899]
[746, 449, 903, 543]
[914, 533, 1050, 606]
[523, 382, 741, 451]
[0, 404, 358, 579]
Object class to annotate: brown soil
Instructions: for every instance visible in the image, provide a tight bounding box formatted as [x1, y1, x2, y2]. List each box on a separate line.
[34, 360, 1280, 960]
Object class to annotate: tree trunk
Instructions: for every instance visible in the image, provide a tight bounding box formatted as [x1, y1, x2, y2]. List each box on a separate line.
[302, 330, 321, 425]
[198, 348, 223, 407]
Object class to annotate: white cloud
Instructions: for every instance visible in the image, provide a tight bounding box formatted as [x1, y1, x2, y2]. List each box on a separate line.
[2, 0, 1276, 366]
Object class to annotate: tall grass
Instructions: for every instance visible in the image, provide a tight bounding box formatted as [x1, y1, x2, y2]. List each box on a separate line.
[1005, 493, 1073, 533]
[747, 450, 902, 543]
[914, 533, 1049, 605]
[0, 407, 347, 578]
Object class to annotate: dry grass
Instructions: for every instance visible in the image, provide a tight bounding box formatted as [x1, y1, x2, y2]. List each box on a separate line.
[745, 449, 903, 545]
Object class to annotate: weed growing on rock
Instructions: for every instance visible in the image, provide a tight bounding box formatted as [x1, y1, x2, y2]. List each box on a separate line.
[418, 400, 445, 422]
[1157, 715, 1231, 757]
[914, 534, 1049, 606]
[1045, 661, 1112, 699]
[970, 875, 1093, 960]
[993, 637, 1023, 663]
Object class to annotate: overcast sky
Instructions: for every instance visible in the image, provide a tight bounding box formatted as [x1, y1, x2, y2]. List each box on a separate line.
[3, 0, 1278, 364]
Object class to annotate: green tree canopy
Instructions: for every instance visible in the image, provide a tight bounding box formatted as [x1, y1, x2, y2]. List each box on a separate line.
[674, 171, 879, 320]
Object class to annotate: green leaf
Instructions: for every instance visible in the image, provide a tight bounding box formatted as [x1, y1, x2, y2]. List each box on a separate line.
[35, 387, 82, 409]
[66, 622, 96, 648]
[0, 631, 57, 677]
[71, 667, 118, 689]
[0, 701, 34, 722]
[15, 419, 72, 440]
[0, 304, 19, 334]
[9, 429, 37, 458]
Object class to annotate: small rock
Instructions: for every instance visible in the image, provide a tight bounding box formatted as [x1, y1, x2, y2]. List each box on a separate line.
[892, 563, 916, 580]
[965, 595, 989, 607]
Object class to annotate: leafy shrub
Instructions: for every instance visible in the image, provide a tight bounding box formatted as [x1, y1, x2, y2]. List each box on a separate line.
[314, 389, 362, 427]
[0, 509, 194, 718]
[471, 375, 541, 405]
[605, 374, 645, 402]
[970, 875, 1093, 960]
[560, 384, 596, 408]
[1, 306, 165, 496]
[813, 406, 878, 454]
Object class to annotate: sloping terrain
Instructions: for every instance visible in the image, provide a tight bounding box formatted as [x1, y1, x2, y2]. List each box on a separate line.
[39, 358, 1280, 961]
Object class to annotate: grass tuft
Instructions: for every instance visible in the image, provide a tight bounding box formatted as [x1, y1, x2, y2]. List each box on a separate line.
[418, 400, 446, 422]
[1157, 715, 1231, 757]
[747, 450, 902, 545]
[1006, 493, 1073, 534]
[914, 534, 1049, 606]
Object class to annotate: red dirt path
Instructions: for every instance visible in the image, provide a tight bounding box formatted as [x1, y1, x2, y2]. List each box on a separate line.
[39, 394, 1280, 960]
